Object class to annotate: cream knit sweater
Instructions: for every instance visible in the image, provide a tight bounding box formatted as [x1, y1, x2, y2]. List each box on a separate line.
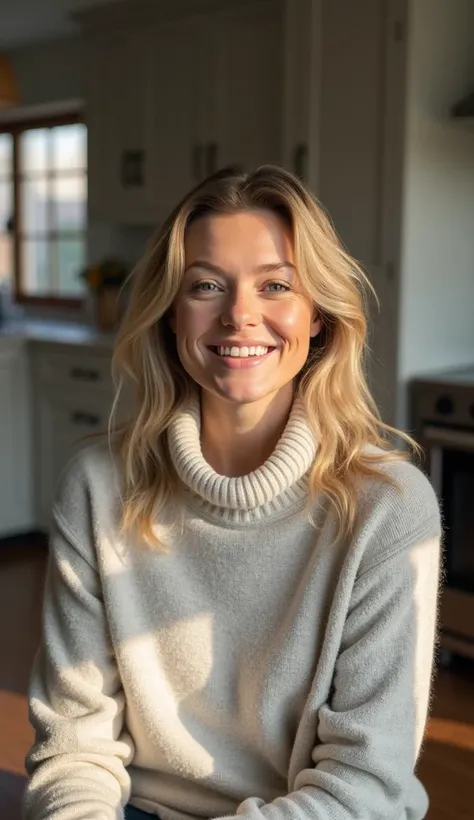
[24, 397, 442, 820]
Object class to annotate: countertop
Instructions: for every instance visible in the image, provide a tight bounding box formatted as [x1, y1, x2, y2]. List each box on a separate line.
[0, 318, 116, 350]
[411, 364, 474, 388]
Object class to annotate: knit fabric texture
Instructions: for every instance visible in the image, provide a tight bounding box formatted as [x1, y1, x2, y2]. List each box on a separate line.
[24, 398, 442, 820]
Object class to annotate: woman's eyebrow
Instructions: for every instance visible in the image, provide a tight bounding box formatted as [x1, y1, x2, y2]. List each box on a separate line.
[184, 260, 225, 275]
[184, 260, 296, 274]
[255, 261, 296, 273]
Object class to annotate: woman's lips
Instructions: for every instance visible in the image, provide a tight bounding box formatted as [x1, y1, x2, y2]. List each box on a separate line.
[208, 346, 276, 369]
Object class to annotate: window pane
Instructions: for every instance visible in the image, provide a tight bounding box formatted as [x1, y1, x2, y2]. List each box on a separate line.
[21, 178, 49, 234]
[53, 175, 86, 231]
[52, 124, 87, 172]
[0, 178, 13, 283]
[23, 239, 51, 294]
[0, 233, 12, 284]
[0, 179, 13, 285]
[0, 179, 13, 232]
[56, 238, 86, 295]
[20, 128, 48, 174]
[0, 134, 13, 177]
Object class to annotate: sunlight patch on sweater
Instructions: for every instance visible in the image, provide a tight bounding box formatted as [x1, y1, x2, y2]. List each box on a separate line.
[411, 536, 441, 755]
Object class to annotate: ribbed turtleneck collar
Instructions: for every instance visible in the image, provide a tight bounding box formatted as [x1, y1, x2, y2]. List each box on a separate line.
[167, 394, 316, 526]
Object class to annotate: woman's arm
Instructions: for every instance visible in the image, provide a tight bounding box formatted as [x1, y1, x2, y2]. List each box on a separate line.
[214, 532, 441, 820]
[24, 505, 134, 820]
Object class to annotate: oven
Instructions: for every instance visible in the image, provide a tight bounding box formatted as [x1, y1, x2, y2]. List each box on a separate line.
[411, 370, 474, 660]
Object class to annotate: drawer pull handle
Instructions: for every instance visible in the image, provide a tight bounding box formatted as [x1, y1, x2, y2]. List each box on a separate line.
[69, 367, 100, 382]
[71, 411, 101, 427]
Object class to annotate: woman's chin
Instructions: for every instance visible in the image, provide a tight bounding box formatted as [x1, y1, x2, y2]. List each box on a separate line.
[202, 378, 291, 408]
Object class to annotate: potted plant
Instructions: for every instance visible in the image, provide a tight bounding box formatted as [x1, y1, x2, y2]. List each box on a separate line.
[79, 258, 129, 331]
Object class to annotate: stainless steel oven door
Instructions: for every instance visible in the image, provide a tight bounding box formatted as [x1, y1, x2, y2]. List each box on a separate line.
[421, 424, 474, 493]
[421, 424, 474, 657]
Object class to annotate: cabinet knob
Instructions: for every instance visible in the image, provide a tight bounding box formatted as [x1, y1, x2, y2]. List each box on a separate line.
[71, 410, 101, 427]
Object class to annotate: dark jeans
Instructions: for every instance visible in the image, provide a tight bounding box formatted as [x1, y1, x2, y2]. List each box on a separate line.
[125, 806, 157, 819]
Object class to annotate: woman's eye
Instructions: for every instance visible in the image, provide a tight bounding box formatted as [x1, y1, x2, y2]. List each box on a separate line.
[191, 280, 219, 293]
[264, 281, 291, 293]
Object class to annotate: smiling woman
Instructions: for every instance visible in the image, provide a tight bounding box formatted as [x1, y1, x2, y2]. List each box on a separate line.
[24, 166, 442, 820]
[169, 209, 322, 471]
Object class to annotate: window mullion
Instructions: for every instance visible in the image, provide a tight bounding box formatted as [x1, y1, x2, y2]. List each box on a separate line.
[12, 133, 21, 300]
[48, 127, 57, 295]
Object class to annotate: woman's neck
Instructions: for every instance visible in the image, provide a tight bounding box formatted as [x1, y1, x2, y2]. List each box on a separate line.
[200, 387, 294, 477]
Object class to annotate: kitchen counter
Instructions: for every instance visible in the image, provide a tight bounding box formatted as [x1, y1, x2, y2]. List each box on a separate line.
[0, 318, 116, 350]
[0, 317, 123, 538]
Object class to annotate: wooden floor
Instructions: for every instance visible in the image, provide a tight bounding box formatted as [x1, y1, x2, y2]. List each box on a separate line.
[0, 539, 473, 820]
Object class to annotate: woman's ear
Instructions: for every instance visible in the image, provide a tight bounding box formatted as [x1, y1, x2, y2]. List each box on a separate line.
[310, 309, 323, 338]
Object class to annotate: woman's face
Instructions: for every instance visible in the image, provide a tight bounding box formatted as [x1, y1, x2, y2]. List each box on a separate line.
[171, 208, 321, 408]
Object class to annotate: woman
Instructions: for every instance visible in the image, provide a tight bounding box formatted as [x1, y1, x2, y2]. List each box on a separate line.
[24, 166, 442, 820]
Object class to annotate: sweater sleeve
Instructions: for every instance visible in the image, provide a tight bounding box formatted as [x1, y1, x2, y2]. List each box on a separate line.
[23, 505, 134, 820]
[214, 532, 441, 820]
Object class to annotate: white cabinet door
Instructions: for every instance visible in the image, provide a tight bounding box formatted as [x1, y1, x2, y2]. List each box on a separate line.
[147, 19, 204, 222]
[0, 339, 34, 536]
[86, 32, 122, 223]
[282, 0, 321, 189]
[86, 28, 154, 225]
[36, 386, 113, 529]
[32, 343, 135, 529]
[212, 1, 284, 173]
[317, 0, 407, 427]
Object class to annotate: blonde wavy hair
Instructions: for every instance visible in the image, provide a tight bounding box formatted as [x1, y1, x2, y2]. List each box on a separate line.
[112, 165, 419, 549]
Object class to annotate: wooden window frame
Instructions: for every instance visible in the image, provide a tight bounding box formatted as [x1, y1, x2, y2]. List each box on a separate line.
[0, 111, 86, 308]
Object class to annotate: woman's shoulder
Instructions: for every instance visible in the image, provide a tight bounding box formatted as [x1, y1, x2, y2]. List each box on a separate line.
[358, 443, 439, 511]
[350, 444, 442, 572]
[52, 437, 124, 524]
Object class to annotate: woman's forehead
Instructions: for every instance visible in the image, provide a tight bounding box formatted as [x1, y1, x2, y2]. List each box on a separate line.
[184, 209, 295, 266]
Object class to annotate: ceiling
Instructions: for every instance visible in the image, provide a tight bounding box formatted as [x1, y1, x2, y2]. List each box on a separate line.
[0, 0, 120, 49]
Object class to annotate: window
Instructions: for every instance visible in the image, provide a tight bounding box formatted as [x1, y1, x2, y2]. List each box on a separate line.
[0, 114, 87, 305]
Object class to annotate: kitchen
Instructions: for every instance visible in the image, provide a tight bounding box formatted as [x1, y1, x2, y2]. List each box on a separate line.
[1, 1, 474, 818]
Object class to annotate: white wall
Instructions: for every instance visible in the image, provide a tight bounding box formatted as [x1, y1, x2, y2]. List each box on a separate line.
[398, 0, 474, 427]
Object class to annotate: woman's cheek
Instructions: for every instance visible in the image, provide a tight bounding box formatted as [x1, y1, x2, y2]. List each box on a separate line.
[271, 300, 312, 335]
[175, 302, 207, 337]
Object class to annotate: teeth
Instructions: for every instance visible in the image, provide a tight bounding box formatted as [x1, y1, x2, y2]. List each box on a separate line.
[217, 346, 269, 358]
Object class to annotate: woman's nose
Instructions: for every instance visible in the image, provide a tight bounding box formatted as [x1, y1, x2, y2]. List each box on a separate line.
[221, 288, 261, 329]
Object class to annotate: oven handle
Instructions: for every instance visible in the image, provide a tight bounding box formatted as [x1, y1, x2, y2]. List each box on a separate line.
[422, 424, 474, 452]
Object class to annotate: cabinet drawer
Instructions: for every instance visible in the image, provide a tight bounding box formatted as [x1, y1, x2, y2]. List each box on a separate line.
[34, 349, 114, 393]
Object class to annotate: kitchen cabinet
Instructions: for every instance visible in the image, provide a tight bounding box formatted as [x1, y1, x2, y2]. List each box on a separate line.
[86, 26, 155, 225]
[204, 1, 283, 174]
[282, 0, 321, 188]
[145, 17, 205, 218]
[0, 338, 34, 537]
[316, 0, 407, 427]
[81, 0, 284, 226]
[34, 386, 111, 529]
[31, 343, 130, 529]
